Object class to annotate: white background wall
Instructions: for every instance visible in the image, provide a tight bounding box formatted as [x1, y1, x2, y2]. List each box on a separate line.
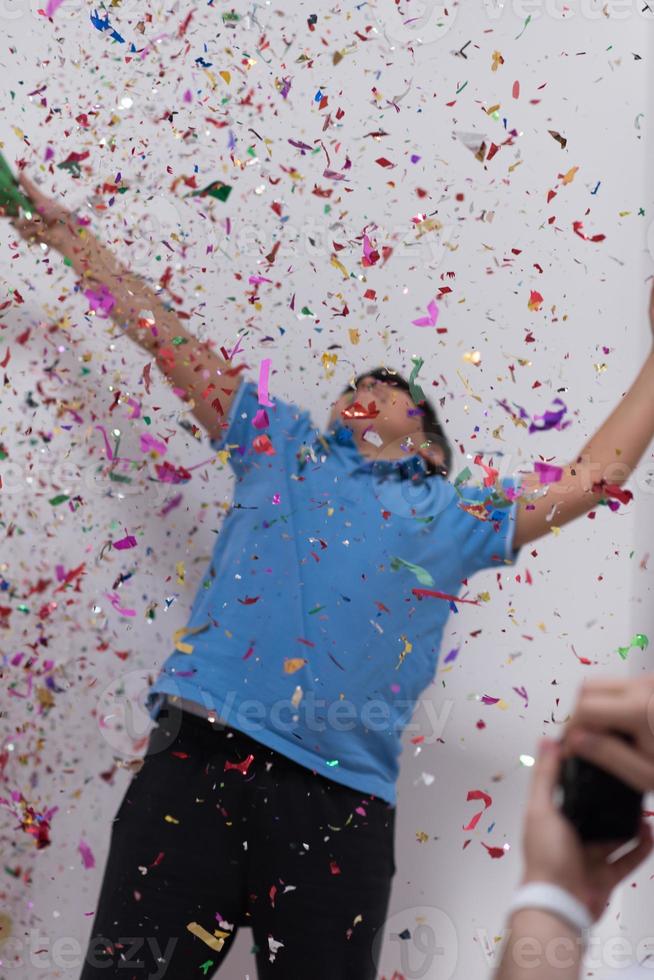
[1, 1, 653, 978]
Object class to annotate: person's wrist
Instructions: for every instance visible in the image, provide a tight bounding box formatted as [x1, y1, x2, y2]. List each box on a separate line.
[521, 872, 592, 918]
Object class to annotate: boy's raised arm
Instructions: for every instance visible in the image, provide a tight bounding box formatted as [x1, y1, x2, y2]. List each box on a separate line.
[513, 282, 654, 550]
[9, 173, 243, 443]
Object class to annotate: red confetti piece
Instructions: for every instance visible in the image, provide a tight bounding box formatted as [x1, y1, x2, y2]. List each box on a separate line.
[412, 589, 479, 605]
[463, 789, 493, 832]
[224, 754, 255, 775]
[482, 842, 506, 859]
[572, 220, 606, 243]
[341, 400, 379, 420]
[512, 80, 520, 98]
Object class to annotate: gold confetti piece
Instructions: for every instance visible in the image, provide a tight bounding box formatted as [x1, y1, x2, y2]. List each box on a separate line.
[416, 831, 429, 843]
[186, 922, 231, 952]
[321, 352, 338, 378]
[291, 685, 303, 708]
[175, 561, 185, 585]
[164, 815, 180, 824]
[486, 103, 501, 115]
[284, 657, 308, 675]
[330, 255, 349, 279]
[219, 70, 231, 84]
[560, 165, 579, 185]
[396, 635, 413, 669]
[491, 50, 504, 71]
[463, 350, 482, 366]
[348, 328, 360, 345]
[173, 622, 210, 654]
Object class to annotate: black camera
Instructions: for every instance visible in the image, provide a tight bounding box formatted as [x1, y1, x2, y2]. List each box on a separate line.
[559, 734, 643, 843]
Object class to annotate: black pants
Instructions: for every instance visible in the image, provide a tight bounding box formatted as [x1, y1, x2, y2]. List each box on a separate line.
[79, 705, 396, 979]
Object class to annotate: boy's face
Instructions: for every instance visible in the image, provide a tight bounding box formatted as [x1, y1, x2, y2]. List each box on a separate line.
[328, 375, 444, 464]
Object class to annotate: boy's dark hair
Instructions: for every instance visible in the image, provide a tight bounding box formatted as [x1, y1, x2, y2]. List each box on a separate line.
[343, 367, 452, 476]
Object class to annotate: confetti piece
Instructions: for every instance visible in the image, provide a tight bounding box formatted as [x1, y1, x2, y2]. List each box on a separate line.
[463, 789, 493, 832]
[617, 634, 649, 660]
[341, 400, 379, 420]
[188, 180, 232, 202]
[173, 623, 210, 655]
[140, 433, 167, 455]
[528, 290, 544, 312]
[44, 0, 65, 17]
[534, 461, 564, 484]
[408, 355, 426, 405]
[257, 358, 274, 407]
[186, 922, 231, 952]
[412, 589, 480, 606]
[78, 839, 95, 869]
[573, 220, 606, 243]
[390, 557, 435, 587]
[83, 284, 115, 318]
[284, 658, 308, 674]
[411, 298, 439, 328]
[224, 754, 254, 775]
[112, 533, 137, 551]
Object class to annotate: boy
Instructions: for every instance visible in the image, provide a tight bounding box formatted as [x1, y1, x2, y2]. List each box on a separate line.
[8, 173, 654, 979]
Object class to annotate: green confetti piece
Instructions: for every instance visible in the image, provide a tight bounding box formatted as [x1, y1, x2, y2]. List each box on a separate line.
[108, 471, 133, 484]
[300, 306, 314, 316]
[454, 466, 472, 488]
[171, 336, 188, 346]
[189, 180, 232, 202]
[516, 13, 532, 38]
[617, 634, 649, 659]
[325, 759, 339, 767]
[49, 493, 69, 506]
[199, 960, 214, 976]
[0, 150, 34, 216]
[390, 556, 435, 587]
[408, 355, 426, 405]
[308, 604, 325, 615]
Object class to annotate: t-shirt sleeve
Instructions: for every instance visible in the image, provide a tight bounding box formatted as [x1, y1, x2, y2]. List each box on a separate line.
[447, 475, 523, 577]
[209, 378, 313, 477]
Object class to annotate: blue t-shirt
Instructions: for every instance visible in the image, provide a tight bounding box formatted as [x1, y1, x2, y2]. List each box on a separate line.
[149, 380, 522, 804]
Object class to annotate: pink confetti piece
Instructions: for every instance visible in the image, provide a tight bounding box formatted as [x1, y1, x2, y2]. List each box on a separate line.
[253, 408, 270, 430]
[113, 534, 137, 550]
[95, 425, 135, 464]
[140, 433, 168, 455]
[44, 0, 65, 15]
[534, 461, 563, 484]
[83, 284, 115, 318]
[480, 694, 500, 705]
[257, 358, 274, 407]
[248, 275, 273, 285]
[159, 493, 183, 517]
[125, 397, 141, 420]
[79, 839, 95, 869]
[411, 298, 439, 328]
[104, 592, 137, 617]
[513, 685, 529, 707]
